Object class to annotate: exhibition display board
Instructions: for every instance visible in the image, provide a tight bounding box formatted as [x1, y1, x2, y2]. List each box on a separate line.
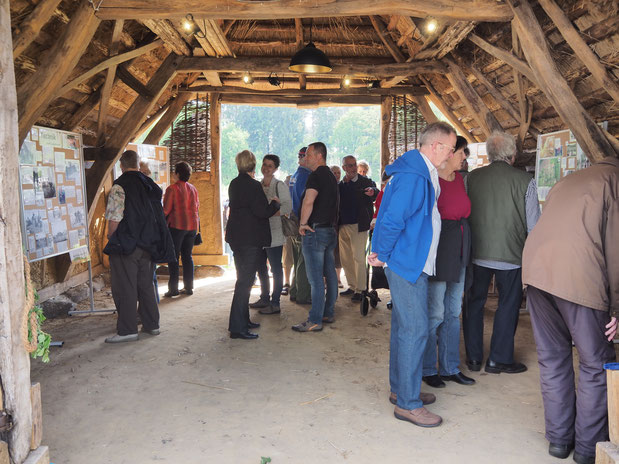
[466, 142, 490, 171]
[113, 143, 169, 190]
[19, 126, 89, 263]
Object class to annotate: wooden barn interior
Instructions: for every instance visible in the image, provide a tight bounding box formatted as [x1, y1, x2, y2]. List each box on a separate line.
[0, 0, 618, 462]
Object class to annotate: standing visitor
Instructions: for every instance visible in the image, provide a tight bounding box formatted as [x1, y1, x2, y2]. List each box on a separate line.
[330, 165, 343, 288]
[163, 162, 200, 297]
[522, 157, 618, 464]
[369, 122, 457, 427]
[225, 150, 280, 340]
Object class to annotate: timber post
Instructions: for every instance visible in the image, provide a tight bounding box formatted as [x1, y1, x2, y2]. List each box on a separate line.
[380, 96, 392, 176]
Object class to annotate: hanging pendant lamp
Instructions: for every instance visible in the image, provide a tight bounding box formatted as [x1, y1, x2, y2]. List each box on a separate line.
[289, 42, 332, 73]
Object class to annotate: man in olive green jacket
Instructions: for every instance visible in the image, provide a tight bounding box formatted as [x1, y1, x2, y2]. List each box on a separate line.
[522, 156, 618, 464]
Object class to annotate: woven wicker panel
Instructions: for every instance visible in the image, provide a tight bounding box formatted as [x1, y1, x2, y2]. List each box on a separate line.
[162, 96, 211, 172]
[388, 96, 427, 163]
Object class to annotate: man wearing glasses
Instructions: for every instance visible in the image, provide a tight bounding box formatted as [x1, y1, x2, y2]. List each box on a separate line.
[369, 122, 456, 427]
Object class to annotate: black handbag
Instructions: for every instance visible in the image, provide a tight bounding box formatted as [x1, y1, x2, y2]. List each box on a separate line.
[194, 217, 203, 245]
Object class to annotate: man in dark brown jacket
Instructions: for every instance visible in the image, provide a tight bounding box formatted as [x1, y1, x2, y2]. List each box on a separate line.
[522, 156, 618, 464]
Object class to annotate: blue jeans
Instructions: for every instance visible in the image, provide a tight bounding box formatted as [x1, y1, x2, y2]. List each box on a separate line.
[423, 266, 466, 377]
[256, 246, 284, 306]
[386, 268, 429, 411]
[302, 227, 338, 324]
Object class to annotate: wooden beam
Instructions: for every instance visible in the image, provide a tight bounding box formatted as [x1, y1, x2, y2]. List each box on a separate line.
[419, 76, 474, 142]
[182, 85, 428, 96]
[445, 58, 503, 138]
[220, 94, 382, 107]
[131, 98, 175, 142]
[411, 95, 439, 124]
[116, 63, 152, 97]
[295, 18, 306, 90]
[17, 1, 100, 144]
[12, 0, 63, 59]
[511, 22, 529, 151]
[95, 0, 513, 21]
[97, 20, 124, 145]
[370, 15, 407, 63]
[143, 93, 193, 145]
[537, 0, 619, 106]
[140, 19, 191, 56]
[86, 53, 180, 218]
[468, 33, 538, 86]
[63, 85, 103, 131]
[196, 19, 235, 57]
[57, 39, 163, 96]
[507, 0, 617, 161]
[208, 93, 224, 255]
[380, 96, 392, 173]
[178, 56, 447, 77]
[415, 21, 477, 60]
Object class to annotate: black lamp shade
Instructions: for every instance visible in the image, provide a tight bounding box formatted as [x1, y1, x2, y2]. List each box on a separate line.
[289, 42, 332, 73]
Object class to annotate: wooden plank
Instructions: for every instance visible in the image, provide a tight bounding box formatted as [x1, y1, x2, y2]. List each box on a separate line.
[537, 0, 619, 106]
[380, 96, 392, 174]
[116, 63, 153, 97]
[86, 53, 180, 218]
[370, 15, 406, 63]
[208, 93, 223, 256]
[97, 20, 125, 145]
[178, 56, 447, 77]
[0, 441, 8, 464]
[468, 33, 538, 86]
[595, 442, 619, 464]
[445, 58, 502, 137]
[29, 383, 42, 451]
[17, 0, 100, 144]
[12, 0, 63, 59]
[197, 19, 235, 57]
[58, 39, 162, 96]
[182, 85, 427, 96]
[220, 94, 382, 106]
[95, 0, 513, 21]
[419, 76, 475, 142]
[609, 368, 619, 444]
[143, 93, 193, 145]
[507, 0, 617, 162]
[140, 19, 191, 56]
[192, 254, 229, 266]
[411, 95, 439, 124]
[22, 447, 49, 464]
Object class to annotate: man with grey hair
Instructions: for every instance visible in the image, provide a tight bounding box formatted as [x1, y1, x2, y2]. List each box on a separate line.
[463, 131, 540, 374]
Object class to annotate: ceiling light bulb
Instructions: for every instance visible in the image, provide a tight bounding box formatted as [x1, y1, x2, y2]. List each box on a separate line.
[243, 73, 254, 85]
[183, 20, 193, 32]
[426, 19, 438, 33]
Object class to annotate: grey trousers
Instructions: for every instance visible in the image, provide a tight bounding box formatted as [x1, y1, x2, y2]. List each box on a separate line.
[110, 247, 159, 336]
[527, 286, 616, 456]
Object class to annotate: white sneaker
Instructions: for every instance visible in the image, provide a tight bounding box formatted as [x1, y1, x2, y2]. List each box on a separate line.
[141, 328, 160, 336]
[105, 333, 138, 343]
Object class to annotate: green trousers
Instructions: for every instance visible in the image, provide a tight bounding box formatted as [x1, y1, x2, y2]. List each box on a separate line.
[289, 236, 311, 303]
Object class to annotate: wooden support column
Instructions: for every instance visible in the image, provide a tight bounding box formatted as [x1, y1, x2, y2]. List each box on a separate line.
[419, 76, 475, 142]
[507, 0, 617, 161]
[17, 0, 100, 145]
[410, 95, 439, 124]
[86, 53, 180, 220]
[143, 93, 193, 145]
[380, 96, 392, 175]
[0, 0, 33, 460]
[537, 0, 619, 106]
[445, 58, 503, 138]
[96, 20, 124, 146]
[294, 19, 307, 90]
[12, 0, 63, 59]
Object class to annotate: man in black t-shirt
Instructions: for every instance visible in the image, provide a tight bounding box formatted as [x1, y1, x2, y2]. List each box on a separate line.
[292, 142, 339, 332]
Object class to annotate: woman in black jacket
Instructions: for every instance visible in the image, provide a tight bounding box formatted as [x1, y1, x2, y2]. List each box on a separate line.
[225, 150, 280, 339]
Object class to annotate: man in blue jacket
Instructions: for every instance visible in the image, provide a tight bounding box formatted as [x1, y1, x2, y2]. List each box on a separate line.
[369, 122, 457, 428]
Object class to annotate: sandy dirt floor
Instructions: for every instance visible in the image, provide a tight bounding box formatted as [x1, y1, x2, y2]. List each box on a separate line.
[31, 270, 618, 464]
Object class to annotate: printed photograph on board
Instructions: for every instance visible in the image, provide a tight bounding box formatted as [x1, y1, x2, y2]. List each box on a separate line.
[65, 159, 81, 182]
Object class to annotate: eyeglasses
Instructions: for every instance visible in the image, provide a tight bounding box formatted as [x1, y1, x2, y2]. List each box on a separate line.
[436, 141, 455, 153]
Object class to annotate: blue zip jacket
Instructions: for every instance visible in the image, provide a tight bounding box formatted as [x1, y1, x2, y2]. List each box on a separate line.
[371, 149, 435, 284]
[289, 165, 311, 216]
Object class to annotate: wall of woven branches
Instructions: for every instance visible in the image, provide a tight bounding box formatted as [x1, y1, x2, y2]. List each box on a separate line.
[162, 96, 212, 172]
[388, 96, 427, 163]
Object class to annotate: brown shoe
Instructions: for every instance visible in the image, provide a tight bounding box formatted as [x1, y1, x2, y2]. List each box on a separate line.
[389, 392, 436, 406]
[394, 406, 442, 428]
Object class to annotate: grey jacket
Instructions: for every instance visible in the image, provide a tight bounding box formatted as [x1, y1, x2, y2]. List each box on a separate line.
[263, 178, 292, 247]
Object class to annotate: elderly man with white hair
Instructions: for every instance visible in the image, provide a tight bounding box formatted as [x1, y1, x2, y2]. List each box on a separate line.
[463, 131, 540, 375]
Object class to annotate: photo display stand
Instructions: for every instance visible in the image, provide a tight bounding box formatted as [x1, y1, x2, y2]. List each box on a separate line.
[18, 126, 114, 316]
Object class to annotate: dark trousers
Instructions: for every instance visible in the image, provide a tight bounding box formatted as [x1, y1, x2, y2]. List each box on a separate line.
[256, 246, 284, 306]
[229, 246, 262, 333]
[463, 264, 522, 364]
[110, 247, 159, 335]
[168, 227, 197, 292]
[528, 286, 616, 457]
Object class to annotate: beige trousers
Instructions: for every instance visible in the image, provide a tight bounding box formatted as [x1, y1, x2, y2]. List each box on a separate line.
[338, 224, 368, 292]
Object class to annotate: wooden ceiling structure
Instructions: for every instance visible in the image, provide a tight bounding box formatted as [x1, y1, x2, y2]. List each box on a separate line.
[9, 0, 619, 215]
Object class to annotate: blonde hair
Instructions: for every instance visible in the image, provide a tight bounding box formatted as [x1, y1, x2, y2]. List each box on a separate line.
[235, 150, 256, 174]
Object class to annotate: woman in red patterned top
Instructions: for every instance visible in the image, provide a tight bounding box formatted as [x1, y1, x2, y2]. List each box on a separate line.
[163, 162, 200, 297]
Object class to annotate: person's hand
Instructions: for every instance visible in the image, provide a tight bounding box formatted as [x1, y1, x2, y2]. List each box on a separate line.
[605, 316, 617, 341]
[367, 252, 384, 267]
[364, 187, 375, 197]
[299, 224, 314, 236]
[271, 196, 280, 203]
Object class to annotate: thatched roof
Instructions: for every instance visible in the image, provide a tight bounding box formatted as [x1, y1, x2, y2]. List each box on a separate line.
[10, 0, 619, 154]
